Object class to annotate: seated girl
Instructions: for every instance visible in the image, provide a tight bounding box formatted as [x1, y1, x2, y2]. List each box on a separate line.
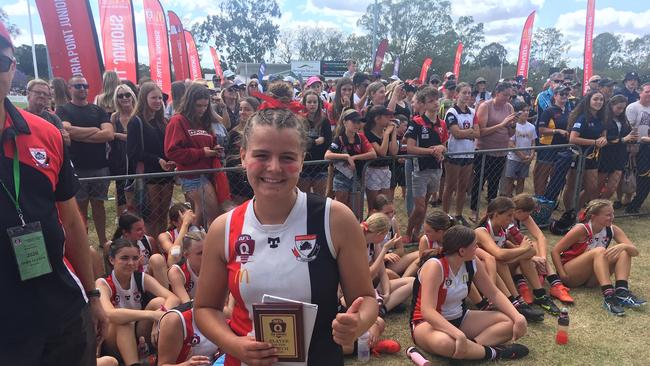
[97, 239, 180, 365]
[364, 213, 414, 314]
[158, 203, 197, 267]
[168, 231, 205, 303]
[551, 199, 646, 316]
[410, 225, 529, 361]
[474, 197, 556, 321]
[511, 194, 573, 304]
[112, 212, 169, 288]
[370, 194, 419, 278]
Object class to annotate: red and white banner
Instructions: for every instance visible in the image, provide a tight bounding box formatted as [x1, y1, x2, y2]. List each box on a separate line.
[184, 31, 202, 80]
[453, 42, 463, 79]
[372, 39, 389, 75]
[209, 46, 223, 79]
[35, 0, 104, 100]
[143, 0, 171, 94]
[98, 0, 138, 83]
[583, 0, 596, 95]
[168, 10, 189, 81]
[419, 58, 432, 84]
[516, 11, 536, 79]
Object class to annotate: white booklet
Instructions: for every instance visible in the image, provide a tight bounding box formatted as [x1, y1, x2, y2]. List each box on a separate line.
[260, 294, 318, 366]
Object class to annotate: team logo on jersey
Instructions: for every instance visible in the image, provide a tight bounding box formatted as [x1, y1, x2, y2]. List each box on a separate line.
[269, 319, 287, 337]
[191, 333, 201, 346]
[235, 234, 255, 263]
[29, 148, 49, 168]
[186, 280, 195, 291]
[444, 279, 452, 288]
[268, 236, 280, 249]
[292, 234, 319, 262]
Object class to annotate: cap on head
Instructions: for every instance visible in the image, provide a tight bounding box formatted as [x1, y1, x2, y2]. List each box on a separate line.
[341, 108, 363, 122]
[445, 72, 455, 79]
[475, 77, 486, 84]
[444, 80, 456, 90]
[223, 70, 236, 79]
[588, 75, 601, 83]
[306, 76, 322, 87]
[429, 74, 441, 83]
[624, 71, 640, 82]
[553, 85, 571, 94]
[598, 78, 616, 87]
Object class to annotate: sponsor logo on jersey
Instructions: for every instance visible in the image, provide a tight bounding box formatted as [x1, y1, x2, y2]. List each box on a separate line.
[292, 234, 319, 262]
[235, 234, 255, 263]
[268, 236, 280, 249]
[235, 268, 249, 284]
[29, 147, 49, 168]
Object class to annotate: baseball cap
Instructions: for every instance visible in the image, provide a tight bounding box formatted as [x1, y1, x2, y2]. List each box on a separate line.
[553, 85, 571, 94]
[588, 75, 601, 83]
[429, 74, 441, 83]
[598, 78, 616, 87]
[389, 75, 401, 81]
[366, 105, 394, 120]
[475, 77, 487, 84]
[306, 76, 322, 87]
[0, 21, 13, 49]
[445, 72, 455, 79]
[223, 70, 236, 79]
[341, 109, 364, 123]
[624, 71, 640, 82]
[234, 77, 245, 87]
[444, 80, 457, 90]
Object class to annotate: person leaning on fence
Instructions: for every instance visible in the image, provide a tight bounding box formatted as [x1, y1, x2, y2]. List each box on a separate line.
[126, 82, 175, 238]
[325, 108, 377, 211]
[551, 199, 646, 316]
[598, 95, 636, 201]
[56, 75, 115, 248]
[226, 96, 260, 204]
[299, 90, 332, 196]
[409, 225, 529, 362]
[96, 239, 180, 365]
[108, 84, 136, 216]
[364, 105, 399, 208]
[194, 103, 378, 366]
[405, 86, 448, 243]
[470, 82, 517, 220]
[442, 82, 478, 226]
[535, 85, 572, 201]
[503, 100, 537, 197]
[624, 83, 650, 214]
[565, 91, 607, 210]
[165, 83, 227, 228]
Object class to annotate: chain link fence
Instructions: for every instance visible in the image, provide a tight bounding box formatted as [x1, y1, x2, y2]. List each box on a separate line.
[78, 144, 650, 249]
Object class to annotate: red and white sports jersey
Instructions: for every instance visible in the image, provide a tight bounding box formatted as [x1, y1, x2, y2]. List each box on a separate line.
[480, 219, 507, 248]
[170, 261, 199, 299]
[163, 308, 218, 364]
[99, 270, 145, 310]
[224, 190, 342, 366]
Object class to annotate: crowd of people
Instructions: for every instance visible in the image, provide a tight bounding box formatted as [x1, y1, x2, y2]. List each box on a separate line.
[1, 18, 648, 365]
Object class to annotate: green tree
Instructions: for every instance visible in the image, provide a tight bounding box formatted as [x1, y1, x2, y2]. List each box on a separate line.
[593, 32, 621, 70]
[531, 28, 570, 67]
[476, 42, 507, 68]
[193, 0, 281, 63]
[454, 16, 485, 63]
[14, 44, 50, 78]
[617, 35, 650, 71]
[0, 8, 20, 37]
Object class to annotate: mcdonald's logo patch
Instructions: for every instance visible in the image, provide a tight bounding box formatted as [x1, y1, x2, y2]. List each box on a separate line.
[236, 269, 250, 284]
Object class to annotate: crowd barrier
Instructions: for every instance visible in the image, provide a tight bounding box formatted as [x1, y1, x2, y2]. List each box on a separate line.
[78, 144, 650, 246]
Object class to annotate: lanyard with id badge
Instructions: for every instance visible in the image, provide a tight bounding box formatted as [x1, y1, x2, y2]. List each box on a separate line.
[1, 139, 52, 281]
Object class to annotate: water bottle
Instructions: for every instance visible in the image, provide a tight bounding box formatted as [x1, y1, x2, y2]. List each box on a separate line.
[406, 346, 431, 366]
[137, 336, 150, 365]
[555, 308, 569, 345]
[357, 331, 370, 362]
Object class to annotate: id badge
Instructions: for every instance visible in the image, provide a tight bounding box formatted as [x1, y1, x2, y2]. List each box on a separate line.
[7, 221, 52, 281]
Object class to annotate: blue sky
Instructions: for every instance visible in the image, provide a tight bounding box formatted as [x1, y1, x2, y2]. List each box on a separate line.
[2, 0, 649, 68]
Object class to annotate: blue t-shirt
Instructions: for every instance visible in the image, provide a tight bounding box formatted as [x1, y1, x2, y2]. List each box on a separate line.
[572, 115, 604, 140]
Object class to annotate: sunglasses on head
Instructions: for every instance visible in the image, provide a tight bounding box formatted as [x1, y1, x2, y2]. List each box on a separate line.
[73, 84, 89, 90]
[117, 93, 131, 99]
[0, 55, 16, 73]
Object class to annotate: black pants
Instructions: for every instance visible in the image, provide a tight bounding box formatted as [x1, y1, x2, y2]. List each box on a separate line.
[0, 305, 96, 366]
[471, 155, 506, 211]
[627, 145, 650, 212]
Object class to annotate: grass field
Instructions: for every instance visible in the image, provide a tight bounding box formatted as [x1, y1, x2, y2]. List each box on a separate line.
[86, 177, 650, 366]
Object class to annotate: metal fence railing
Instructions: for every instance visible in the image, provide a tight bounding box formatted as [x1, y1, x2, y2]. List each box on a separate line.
[78, 144, 650, 249]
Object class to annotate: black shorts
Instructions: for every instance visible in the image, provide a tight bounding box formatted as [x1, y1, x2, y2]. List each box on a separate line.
[446, 157, 473, 166]
[537, 148, 557, 163]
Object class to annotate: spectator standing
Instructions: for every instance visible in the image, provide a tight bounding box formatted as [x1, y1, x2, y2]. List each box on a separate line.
[503, 100, 536, 197]
[475, 77, 492, 105]
[615, 72, 640, 104]
[328, 77, 354, 130]
[429, 74, 441, 89]
[127, 82, 175, 237]
[94, 71, 120, 115]
[470, 82, 517, 220]
[364, 106, 399, 206]
[300, 90, 332, 196]
[438, 80, 457, 120]
[587, 75, 601, 93]
[624, 83, 650, 213]
[343, 59, 357, 78]
[57, 76, 115, 247]
[164, 80, 186, 119]
[598, 78, 617, 101]
[534, 72, 564, 120]
[226, 97, 259, 203]
[25, 79, 70, 145]
[50, 76, 70, 109]
[0, 23, 107, 365]
[598, 95, 635, 200]
[221, 80, 240, 129]
[108, 84, 136, 216]
[353, 73, 370, 108]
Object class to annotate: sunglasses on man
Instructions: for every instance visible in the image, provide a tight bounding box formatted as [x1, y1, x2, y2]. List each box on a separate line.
[0, 55, 16, 73]
[72, 84, 89, 90]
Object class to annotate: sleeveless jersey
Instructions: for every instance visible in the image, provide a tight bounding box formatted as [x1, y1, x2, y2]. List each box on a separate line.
[410, 257, 476, 324]
[162, 308, 219, 364]
[162, 228, 180, 261]
[137, 236, 153, 272]
[560, 222, 613, 264]
[100, 270, 145, 310]
[224, 190, 341, 366]
[445, 105, 476, 158]
[424, 236, 441, 250]
[171, 262, 199, 299]
[480, 219, 507, 248]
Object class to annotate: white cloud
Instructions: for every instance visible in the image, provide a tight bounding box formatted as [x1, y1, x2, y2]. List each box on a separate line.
[451, 0, 542, 23]
[4, 0, 29, 17]
[13, 32, 45, 47]
[303, 0, 368, 19]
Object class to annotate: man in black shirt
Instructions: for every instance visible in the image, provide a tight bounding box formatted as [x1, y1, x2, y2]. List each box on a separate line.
[0, 22, 107, 366]
[57, 76, 114, 246]
[614, 71, 640, 104]
[25, 78, 70, 145]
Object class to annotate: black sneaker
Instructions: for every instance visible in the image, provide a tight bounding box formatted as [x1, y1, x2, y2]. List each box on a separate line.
[603, 295, 625, 316]
[515, 301, 544, 322]
[455, 215, 470, 227]
[534, 295, 561, 316]
[494, 343, 530, 360]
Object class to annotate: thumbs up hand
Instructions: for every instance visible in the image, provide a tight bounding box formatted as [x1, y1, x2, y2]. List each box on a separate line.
[332, 297, 365, 346]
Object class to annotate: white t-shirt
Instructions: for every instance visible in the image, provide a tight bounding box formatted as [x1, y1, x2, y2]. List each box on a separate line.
[625, 101, 650, 137]
[508, 122, 537, 161]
